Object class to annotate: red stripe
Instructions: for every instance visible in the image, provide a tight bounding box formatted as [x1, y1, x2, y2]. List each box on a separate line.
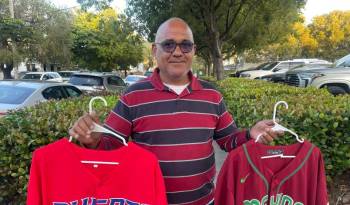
[182, 90, 222, 104]
[185, 191, 214, 205]
[105, 112, 131, 136]
[163, 165, 216, 192]
[134, 113, 217, 133]
[125, 90, 176, 106]
[137, 142, 213, 161]
[216, 112, 233, 131]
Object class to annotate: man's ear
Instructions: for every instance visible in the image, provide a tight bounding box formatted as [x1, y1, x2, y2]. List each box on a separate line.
[151, 43, 157, 57]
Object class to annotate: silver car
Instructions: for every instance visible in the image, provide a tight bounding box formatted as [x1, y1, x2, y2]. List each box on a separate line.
[0, 80, 82, 117]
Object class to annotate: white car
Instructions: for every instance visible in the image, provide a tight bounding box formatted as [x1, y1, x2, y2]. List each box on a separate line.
[0, 80, 82, 117]
[310, 71, 350, 95]
[240, 59, 331, 79]
[124, 75, 147, 86]
[22, 72, 63, 82]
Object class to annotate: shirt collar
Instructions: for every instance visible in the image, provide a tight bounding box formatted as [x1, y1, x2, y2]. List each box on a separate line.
[150, 68, 203, 91]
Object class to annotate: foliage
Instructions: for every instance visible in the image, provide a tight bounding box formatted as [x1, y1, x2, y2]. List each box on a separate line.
[71, 8, 144, 72]
[0, 95, 118, 204]
[126, 0, 305, 79]
[218, 78, 350, 178]
[77, 0, 113, 11]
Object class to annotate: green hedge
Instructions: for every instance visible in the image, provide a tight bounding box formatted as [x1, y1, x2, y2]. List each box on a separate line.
[218, 78, 350, 178]
[0, 78, 349, 203]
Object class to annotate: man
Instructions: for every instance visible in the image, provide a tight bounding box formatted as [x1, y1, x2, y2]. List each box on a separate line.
[69, 17, 281, 205]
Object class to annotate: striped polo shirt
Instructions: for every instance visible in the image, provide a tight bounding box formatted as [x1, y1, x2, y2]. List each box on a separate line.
[100, 68, 249, 205]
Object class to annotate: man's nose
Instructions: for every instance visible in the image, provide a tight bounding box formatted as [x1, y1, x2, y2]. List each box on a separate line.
[172, 44, 183, 56]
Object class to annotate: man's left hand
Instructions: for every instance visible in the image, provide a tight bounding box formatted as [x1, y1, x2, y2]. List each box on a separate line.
[250, 120, 283, 144]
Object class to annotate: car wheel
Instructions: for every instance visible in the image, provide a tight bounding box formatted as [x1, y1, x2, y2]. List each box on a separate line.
[326, 85, 348, 95]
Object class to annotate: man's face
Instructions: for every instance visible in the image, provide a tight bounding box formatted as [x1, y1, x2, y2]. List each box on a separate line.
[152, 21, 195, 84]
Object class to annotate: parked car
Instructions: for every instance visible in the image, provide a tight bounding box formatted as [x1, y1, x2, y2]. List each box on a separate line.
[21, 72, 63, 82]
[0, 80, 82, 117]
[286, 54, 350, 88]
[144, 70, 153, 77]
[310, 72, 350, 95]
[240, 59, 330, 79]
[68, 72, 126, 93]
[124, 75, 147, 86]
[58, 71, 78, 82]
[259, 63, 332, 83]
[229, 62, 270, 77]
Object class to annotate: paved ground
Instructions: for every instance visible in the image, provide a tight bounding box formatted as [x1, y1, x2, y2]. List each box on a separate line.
[213, 142, 228, 182]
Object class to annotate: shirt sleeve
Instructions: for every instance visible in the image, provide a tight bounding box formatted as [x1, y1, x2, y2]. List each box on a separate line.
[316, 151, 329, 205]
[98, 95, 132, 150]
[26, 150, 43, 205]
[214, 98, 250, 152]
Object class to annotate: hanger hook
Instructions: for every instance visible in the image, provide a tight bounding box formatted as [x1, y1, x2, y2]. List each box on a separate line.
[89, 96, 108, 114]
[273, 101, 288, 123]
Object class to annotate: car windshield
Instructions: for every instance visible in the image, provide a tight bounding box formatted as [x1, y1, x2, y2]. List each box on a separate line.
[58, 72, 74, 78]
[261, 62, 279, 70]
[0, 86, 35, 104]
[22, 74, 42, 80]
[125, 76, 144, 82]
[68, 75, 103, 86]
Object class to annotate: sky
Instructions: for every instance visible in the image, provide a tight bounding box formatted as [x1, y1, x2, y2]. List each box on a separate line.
[50, 0, 350, 23]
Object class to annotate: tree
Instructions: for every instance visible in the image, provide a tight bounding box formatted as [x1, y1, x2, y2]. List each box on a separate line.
[310, 11, 350, 61]
[71, 8, 144, 74]
[0, 18, 33, 78]
[126, 0, 305, 80]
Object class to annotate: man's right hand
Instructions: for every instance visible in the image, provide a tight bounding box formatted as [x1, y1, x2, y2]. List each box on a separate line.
[68, 111, 102, 149]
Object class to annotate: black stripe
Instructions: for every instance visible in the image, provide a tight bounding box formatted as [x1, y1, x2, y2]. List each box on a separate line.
[124, 80, 154, 94]
[131, 99, 219, 120]
[214, 124, 237, 140]
[133, 129, 214, 145]
[159, 153, 215, 177]
[111, 100, 132, 122]
[198, 80, 217, 90]
[167, 182, 214, 204]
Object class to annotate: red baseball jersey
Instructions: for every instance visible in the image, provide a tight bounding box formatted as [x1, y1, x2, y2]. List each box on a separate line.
[27, 138, 167, 205]
[215, 140, 328, 205]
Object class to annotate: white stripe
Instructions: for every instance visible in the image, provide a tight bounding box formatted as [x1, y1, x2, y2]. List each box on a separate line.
[158, 152, 214, 163]
[111, 110, 132, 125]
[132, 111, 219, 122]
[219, 110, 228, 118]
[201, 88, 221, 95]
[124, 88, 155, 97]
[179, 99, 220, 105]
[137, 127, 215, 134]
[135, 139, 212, 147]
[216, 121, 234, 132]
[128, 99, 176, 107]
[163, 164, 215, 178]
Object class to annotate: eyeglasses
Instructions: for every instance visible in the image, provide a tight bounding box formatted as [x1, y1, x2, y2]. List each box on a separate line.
[155, 39, 194, 53]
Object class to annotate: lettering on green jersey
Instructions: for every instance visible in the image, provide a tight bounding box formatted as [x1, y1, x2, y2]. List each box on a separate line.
[243, 194, 304, 205]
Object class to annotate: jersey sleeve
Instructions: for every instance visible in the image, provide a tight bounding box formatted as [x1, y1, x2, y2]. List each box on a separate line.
[154, 160, 168, 205]
[316, 151, 329, 205]
[214, 98, 249, 152]
[26, 150, 43, 205]
[214, 152, 235, 205]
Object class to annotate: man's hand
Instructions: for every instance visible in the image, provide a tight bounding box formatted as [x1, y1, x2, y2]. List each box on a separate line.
[250, 120, 283, 144]
[68, 111, 102, 149]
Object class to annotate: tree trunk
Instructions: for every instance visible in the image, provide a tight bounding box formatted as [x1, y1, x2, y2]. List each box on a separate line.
[208, 13, 224, 80]
[2, 64, 13, 79]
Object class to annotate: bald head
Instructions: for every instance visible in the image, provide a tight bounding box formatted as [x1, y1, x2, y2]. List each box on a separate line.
[155, 17, 194, 43]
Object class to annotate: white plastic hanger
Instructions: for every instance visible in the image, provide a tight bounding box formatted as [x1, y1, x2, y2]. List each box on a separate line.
[69, 96, 128, 146]
[255, 101, 304, 159]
